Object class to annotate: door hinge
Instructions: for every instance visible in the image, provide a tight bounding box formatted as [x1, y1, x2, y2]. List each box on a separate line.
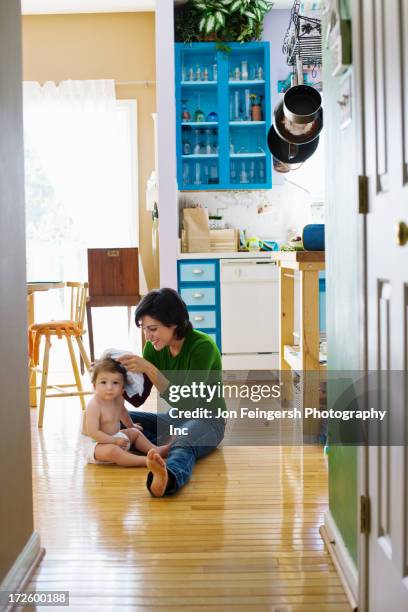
[358, 175, 369, 214]
[360, 495, 371, 534]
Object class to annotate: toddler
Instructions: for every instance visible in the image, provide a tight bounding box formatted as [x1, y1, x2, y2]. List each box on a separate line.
[84, 357, 169, 466]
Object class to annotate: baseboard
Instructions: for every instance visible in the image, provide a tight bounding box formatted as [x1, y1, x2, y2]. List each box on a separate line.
[0, 532, 45, 612]
[321, 511, 358, 611]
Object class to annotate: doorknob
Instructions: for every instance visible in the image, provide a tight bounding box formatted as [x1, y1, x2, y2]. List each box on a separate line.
[396, 221, 408, 246]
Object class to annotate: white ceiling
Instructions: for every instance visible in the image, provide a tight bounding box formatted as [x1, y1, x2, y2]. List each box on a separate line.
[21, 0, 156, 14]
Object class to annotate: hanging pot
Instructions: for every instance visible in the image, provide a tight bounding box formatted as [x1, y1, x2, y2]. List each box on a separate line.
[274, 100, 323, 145]
[283, 84, 322, 125]
[283, 56, 322, 125]
[267, 125, 320, 164]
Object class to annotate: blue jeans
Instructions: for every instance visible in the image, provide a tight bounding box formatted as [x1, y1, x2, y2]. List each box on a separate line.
[128, 411, 225, 496]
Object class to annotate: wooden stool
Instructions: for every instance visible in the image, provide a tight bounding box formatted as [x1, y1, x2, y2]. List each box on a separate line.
[28, 282, 92, 427]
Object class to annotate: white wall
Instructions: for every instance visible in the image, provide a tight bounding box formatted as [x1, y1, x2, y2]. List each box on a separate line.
[155, 0, 178, 288]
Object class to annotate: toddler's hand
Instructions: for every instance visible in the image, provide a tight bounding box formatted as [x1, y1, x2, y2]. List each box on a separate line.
[114, 437, 129, 449]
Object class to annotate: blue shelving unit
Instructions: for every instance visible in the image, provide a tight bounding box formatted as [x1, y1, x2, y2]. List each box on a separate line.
[175, 42, 272, 191]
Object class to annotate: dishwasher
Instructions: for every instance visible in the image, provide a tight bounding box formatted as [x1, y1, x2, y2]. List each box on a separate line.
[220, 259, 279, 369]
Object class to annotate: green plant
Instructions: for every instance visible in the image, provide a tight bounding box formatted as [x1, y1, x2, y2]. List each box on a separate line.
[175, 0, 274, 43]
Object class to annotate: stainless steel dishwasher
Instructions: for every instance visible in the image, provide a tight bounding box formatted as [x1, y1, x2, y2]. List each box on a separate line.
[220, 258, 279, 369]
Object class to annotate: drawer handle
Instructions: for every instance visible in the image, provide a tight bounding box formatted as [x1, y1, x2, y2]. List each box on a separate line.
[193, 292, 204, 299]
[194, 316, 204, 322]
[192, 268, 204, 275]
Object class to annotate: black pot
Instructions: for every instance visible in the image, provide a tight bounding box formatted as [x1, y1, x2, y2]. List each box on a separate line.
[283, 84, 322, 125]
[267, 125, 320, 164]
[274, 100, 323, 145]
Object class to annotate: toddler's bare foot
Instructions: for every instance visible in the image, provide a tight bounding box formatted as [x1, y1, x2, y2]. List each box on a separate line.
[158, 443, 171, 458]
[147, 448, 168, 497]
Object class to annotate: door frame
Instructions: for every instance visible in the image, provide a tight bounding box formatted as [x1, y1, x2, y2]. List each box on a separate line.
[351, 0, 369, 610]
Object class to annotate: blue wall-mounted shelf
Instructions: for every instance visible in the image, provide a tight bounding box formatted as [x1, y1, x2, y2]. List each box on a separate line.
[175, 42, 272, 191]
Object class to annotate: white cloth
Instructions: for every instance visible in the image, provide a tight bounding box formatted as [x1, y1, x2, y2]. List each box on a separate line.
[101, 348, 144, 397]
[84, 431, 131, 465]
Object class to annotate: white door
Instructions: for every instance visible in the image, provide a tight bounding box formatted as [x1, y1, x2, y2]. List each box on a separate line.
[361, 0, 408, 609]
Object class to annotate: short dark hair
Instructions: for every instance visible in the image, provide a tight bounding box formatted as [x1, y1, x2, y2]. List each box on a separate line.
[135, 288, 193, 340]
[91, 357, 128, 386]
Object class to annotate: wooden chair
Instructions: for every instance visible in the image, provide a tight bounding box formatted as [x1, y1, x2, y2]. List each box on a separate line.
[28, 282, 92, 427]
[86, 248, 141, 361]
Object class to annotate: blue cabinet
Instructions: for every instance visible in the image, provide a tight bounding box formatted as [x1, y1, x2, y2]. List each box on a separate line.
[175, 42, 272, 191]
[177, 259, 221, 351]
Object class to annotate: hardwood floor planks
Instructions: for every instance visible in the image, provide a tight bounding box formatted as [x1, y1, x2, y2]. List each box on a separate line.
[27, 399, 350, 610]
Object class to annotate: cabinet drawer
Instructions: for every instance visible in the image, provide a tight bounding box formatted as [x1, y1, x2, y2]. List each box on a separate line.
[189, 309, 216, 329]
[179, 261, 216, 283]
[181, 287, 216, 306]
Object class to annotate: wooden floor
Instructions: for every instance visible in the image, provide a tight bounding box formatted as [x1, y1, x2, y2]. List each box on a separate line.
[28, 397, 350, 611]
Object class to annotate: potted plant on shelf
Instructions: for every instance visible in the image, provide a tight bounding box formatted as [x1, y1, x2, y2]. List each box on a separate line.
[250, 93, 263, 121]
[175, 0, 273, 43]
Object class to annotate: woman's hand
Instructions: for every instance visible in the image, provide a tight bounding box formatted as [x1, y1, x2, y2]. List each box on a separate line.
[117, 353, 148, 374]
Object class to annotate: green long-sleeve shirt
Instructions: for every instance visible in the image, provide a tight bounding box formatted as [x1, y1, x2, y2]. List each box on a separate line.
[142, 328, 226, 417]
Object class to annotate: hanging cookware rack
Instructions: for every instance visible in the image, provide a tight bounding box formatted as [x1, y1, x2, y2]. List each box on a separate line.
[282, 0, 322, 67]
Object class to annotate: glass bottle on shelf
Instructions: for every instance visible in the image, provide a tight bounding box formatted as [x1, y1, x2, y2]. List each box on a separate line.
[257, 65, 264, 80]
[203, 164, 209, 184]
[203, 67, 209, 81]
[205, 129, 212, 155]
[234, 66, 241, 81]
[209, 165, 219, 184]
[193, 130, 201, 155]
[194, 162, 201, 185]
[189, 67, 194, 82]
[259, 160, 265, 182]
[241, 60, 249, 80]
[240, 161, 249, 184]
[212, 63, 218, 81]
[231, 161, 237, 183]
[194, 94, 205, 122]
[183, 138, 191, 155]
[183, 162, 190, 184]
[244, 89, 251, 121]
[249, 161, 256, 183]
[234, 91, 241, 121]
[196, 65, 201, 81]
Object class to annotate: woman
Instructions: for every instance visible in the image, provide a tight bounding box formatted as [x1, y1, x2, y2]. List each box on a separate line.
[118, 288, 225, 497]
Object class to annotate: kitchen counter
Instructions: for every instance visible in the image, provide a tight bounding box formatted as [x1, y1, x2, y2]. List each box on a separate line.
[178, 251, 277, 260]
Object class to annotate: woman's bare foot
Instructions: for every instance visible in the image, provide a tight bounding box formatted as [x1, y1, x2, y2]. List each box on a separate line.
[157, 443, 171, 458]
[147, 448, 168, 497]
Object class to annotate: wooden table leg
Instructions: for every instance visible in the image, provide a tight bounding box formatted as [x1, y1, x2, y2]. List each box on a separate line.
[86, 301, 95, 363]
[27, 292, 37, 408]
[279, 265, 294, 403]
[300, 268, 321, 439]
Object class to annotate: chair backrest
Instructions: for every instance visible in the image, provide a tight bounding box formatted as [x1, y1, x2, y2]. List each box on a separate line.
[66, 282, 88, 329]
[87, 247, 140, 307]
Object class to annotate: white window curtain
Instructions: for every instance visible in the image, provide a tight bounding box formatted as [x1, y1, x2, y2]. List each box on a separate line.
[24, 79, 137, 283]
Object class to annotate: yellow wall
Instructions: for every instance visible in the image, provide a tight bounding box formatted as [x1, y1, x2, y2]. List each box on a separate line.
[22, 13, 159, 289]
